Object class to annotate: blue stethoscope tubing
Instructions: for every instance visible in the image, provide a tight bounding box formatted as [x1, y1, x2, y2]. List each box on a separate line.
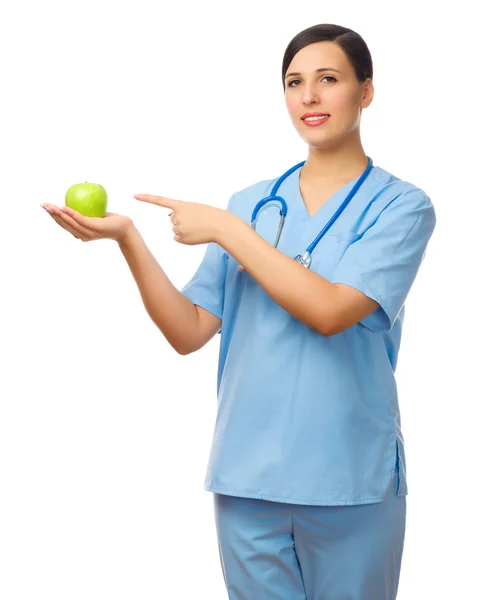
[240, 156, 373, 271]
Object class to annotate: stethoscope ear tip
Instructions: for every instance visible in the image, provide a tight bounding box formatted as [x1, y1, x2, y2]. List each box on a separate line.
[237, 265, 245, 272]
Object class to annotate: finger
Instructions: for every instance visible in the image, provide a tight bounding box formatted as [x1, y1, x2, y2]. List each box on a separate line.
[60, 206, 104, 231]
[45, 211, 84, 240]
[45, 207, 94, 240]
[57, 207, 98, 239]
[133, 194, 180, 210]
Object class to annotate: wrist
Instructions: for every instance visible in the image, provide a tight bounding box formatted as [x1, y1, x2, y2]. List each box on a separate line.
[213, 210, 244, 245]
[117, 219, 137, 247]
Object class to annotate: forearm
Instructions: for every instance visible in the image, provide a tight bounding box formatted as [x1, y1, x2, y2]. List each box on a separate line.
[218, 217, 339, 336]
[117, 224, 200, 353]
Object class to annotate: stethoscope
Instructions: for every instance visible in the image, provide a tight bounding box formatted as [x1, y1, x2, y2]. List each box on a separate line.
[238, 156, 373, 271]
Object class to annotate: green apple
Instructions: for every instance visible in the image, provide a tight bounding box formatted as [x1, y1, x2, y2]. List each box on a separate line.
[65, 182, 108, 218]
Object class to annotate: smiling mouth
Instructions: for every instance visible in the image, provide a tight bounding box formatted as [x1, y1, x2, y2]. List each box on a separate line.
[301, 114, 330, 121]
[301, 114, 331, 127]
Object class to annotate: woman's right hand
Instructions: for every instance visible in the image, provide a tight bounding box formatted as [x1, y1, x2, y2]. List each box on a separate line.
[41, 203, 134, 244]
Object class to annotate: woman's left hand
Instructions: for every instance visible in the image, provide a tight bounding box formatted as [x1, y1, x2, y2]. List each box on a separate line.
[133, 193, 235, 245]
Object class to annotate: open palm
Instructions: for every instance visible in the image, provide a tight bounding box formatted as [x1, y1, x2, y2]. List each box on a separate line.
[41, 203, 133, 243]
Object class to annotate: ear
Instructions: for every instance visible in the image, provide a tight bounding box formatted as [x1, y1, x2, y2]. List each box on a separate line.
[361, 78, 374, 109]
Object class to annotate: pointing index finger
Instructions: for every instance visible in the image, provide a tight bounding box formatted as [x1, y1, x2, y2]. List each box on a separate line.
[133, 194, 179, 209]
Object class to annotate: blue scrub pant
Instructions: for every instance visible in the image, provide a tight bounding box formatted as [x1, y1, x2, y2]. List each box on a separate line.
[213, 472, 406, 600]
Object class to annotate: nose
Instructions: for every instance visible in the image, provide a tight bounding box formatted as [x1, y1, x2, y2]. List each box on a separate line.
[302, 82, 320, 105]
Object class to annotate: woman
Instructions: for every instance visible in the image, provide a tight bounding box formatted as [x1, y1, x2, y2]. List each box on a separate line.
[42, 23, 436, 600]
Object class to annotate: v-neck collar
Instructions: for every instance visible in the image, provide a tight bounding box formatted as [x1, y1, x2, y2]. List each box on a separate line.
[291, 165, 362, 222]
[275, 164, 376, 254]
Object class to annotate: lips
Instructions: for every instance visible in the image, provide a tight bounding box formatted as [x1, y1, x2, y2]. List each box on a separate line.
[301, 113, 331, 127]
[301, 112, 330, 120]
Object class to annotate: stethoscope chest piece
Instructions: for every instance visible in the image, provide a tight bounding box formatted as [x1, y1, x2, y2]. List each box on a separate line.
[293, 251, 312, 269]
[239, 250, 312, 272]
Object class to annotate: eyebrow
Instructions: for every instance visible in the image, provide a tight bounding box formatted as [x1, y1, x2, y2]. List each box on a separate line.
[284, 67, 343, 80]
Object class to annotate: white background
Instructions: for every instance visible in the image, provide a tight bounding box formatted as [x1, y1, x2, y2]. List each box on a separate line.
[1, 0, 481, 598]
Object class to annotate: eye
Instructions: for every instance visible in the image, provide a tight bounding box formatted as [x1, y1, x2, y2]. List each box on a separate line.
[287, 76, 337, 88]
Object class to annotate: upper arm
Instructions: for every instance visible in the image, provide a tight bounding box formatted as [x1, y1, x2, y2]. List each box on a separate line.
[322, 283, 380, 336]
[180, 240, 229, 352]
[180, 194, 238, 351]
[329, 189, 436, 334]
[185, 305, 222, 353]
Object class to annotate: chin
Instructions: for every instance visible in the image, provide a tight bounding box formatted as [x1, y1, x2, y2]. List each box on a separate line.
[303, 134, 337, 151]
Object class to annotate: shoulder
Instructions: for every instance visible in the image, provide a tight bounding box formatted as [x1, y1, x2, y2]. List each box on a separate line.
[371, 165, 435, 212]
[367, 165, 436, 237]
[226, 175, 280, 221]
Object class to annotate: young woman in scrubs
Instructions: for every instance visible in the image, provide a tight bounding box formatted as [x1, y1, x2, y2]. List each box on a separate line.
[42, 23, 436, 600]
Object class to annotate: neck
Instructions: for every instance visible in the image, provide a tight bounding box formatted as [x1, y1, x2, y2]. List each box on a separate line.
[301, 132, 368, 184]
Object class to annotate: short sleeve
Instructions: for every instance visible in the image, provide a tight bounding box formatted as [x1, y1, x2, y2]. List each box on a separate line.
[181, 241, 229, 320]
[180, 193, 236, 323]
[331, 189, 436, 333]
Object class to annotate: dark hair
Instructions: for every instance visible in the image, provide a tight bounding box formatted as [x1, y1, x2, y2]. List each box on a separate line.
[282, 24, 373, 90]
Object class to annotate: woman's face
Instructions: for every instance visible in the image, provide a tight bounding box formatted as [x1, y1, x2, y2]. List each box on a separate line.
[284, 41, 373, 149]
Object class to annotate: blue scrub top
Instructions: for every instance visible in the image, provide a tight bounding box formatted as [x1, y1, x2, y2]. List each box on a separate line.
[181, 163, 436, 506]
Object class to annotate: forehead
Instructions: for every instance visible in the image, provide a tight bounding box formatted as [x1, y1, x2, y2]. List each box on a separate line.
[287, 41, 349, 73]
